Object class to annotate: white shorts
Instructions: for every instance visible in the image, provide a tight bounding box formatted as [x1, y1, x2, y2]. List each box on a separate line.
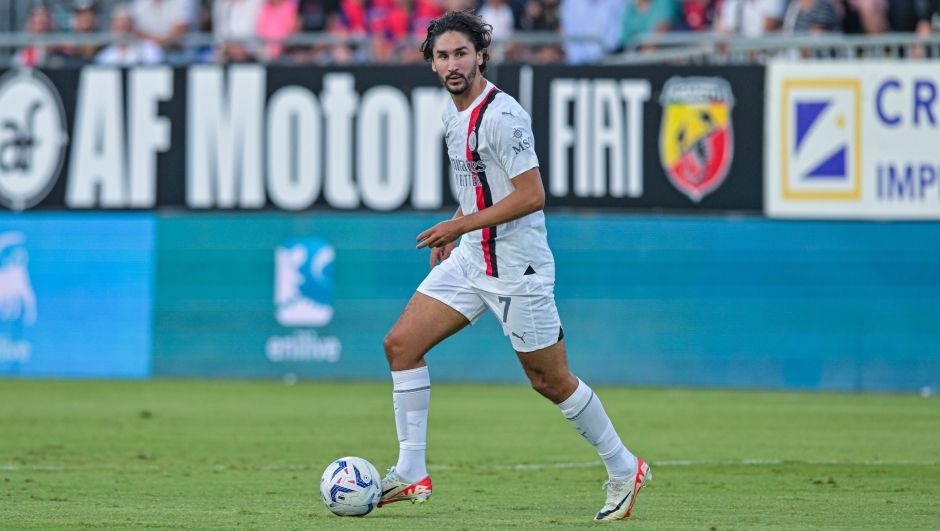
[416, 247, 564, 353]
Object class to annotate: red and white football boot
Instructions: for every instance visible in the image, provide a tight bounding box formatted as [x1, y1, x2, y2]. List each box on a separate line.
[377, 467, 432, 507]
[594, 457, 652, 520]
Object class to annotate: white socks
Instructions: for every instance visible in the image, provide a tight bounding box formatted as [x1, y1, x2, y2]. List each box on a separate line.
[557, 378, 637, 481]
[392, 366, 430, 483]
[391, 370, 633, 483]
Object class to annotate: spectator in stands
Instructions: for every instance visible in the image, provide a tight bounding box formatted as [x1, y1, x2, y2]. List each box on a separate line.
[411, 0, 446, 37]
[257, 0, 298, 61]
[837, 0, 889, 33]
[717, 0, 786, 36]
[915, 0, 940, 34]
[13, 5, 56, 67]
[518, 0, 563, 63]
[479, 0, 516, 40]
[297, 0, 340, 31]
[782, 0, 841, 33]
[213, 0, 264, 62]
[559, 0, 626, 64]
[619, 0, 678, 48]
[316, 10, 358, 62]
[95, 5, 165, 65]
[50, 0, 102, 67]
[679, 0, 716, 30]
[131, 0, 193, 49]
[894, 0, 939, 56]
[520, 0, 561, 30]
[886, 0, 927, 31]
[441, 0, 476, 10]
[310, 0, 366, 64]
[398, 0, 445, 62]
[368, 0, 410, 63]
[72, 1, 102, 60]
[340, 0, 370, 33]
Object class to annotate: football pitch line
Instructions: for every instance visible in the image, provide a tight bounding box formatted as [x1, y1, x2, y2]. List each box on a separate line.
[3, 459, 937, 473]
[428, 459, 940, 470]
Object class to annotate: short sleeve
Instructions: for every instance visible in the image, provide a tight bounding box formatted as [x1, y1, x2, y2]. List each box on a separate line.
[487, 106, 539, 179]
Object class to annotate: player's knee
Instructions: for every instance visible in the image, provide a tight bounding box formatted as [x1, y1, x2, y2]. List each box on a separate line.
[382, 332, 403, 362]
[529, 372, 572, 402]
[528, 373, 552, 397]
[383, 330, 415, 366]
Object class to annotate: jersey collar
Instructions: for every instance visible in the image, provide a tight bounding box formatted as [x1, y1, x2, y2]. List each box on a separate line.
[456, 80, 495, 117]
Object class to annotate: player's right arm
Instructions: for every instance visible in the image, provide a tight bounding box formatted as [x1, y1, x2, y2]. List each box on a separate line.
[429, 207, 463, 269]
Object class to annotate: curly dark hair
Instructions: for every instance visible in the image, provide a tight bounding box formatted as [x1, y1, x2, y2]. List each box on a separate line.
[420, 10, 492, 74]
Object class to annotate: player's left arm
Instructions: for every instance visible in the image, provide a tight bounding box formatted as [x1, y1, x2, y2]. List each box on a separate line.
[416, 168, 544, 249]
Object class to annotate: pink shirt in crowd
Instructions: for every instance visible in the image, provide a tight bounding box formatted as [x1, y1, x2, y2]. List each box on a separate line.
[257, 0, 298, 59]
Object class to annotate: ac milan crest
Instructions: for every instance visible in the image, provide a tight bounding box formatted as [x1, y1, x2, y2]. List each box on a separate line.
[658, 77, 735, 202]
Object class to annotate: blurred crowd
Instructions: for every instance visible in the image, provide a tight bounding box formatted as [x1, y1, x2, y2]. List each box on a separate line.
[11, 0, 940, 68]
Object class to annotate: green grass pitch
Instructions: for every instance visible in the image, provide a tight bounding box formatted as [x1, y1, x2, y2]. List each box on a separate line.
[1, 380, 938, 530]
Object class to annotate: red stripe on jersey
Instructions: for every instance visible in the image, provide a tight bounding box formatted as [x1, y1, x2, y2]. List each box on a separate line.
[465, 87, 501, 277]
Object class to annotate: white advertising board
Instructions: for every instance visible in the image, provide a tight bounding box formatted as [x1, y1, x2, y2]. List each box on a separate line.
[766, 61, 940, 219]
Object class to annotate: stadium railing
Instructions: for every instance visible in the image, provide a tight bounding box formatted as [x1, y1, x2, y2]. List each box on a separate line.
[0, 31, 601, 66]
[2, 30, 938, 67]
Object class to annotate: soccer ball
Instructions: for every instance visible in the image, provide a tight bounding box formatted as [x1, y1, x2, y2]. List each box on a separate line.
[319, 457, 382, 517]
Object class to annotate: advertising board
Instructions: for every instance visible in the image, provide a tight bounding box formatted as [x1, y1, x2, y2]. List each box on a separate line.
[152, 213, 940, 391]
[0, 64, 763, 213]
[0, 213, 154, 378]
[514, 65, 764, 211]
[766, 61, 940, 219]
[152, 213, 527, 381]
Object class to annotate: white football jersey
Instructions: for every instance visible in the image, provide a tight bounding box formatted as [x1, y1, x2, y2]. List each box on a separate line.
[443, 81, 553, 280]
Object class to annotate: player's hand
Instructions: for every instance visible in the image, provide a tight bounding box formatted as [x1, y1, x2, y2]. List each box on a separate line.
[416, 219, 465, 250]
[429, 241, 457, 269]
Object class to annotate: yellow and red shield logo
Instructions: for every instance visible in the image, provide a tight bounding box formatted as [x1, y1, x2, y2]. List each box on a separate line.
[659, 77, 735, 202]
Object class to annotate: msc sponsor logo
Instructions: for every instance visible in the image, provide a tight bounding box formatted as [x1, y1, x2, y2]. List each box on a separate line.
[267, 237, 341, 363]
[510, 127, 532, 155]
[0, 232, 35, 363]
[659, 77, 735, 203]
[0, 69, 68, 211]
[781, 79, 861, 200]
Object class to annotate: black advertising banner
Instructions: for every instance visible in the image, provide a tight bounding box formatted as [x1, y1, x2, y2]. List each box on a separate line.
[0, 65, 452, 211]
[501, 65, 765, 212]
[0, 64, 762, 212]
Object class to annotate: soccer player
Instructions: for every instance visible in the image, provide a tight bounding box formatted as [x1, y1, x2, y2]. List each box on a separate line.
[378, 10, 651, 521]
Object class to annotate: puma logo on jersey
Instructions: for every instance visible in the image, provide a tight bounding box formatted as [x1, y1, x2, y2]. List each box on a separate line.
[512, 331, 527, 343]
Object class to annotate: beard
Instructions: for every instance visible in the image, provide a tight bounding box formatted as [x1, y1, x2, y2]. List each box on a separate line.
[440, 62, 478, 95]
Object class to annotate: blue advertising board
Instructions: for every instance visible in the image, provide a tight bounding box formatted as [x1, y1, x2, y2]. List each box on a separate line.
[550, 217, 940, 391]
[153, 213, 940, 391]
[0, 213, 155, 378]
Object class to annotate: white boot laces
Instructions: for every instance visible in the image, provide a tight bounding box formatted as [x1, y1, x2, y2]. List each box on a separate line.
[602, 479, 628, 509]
